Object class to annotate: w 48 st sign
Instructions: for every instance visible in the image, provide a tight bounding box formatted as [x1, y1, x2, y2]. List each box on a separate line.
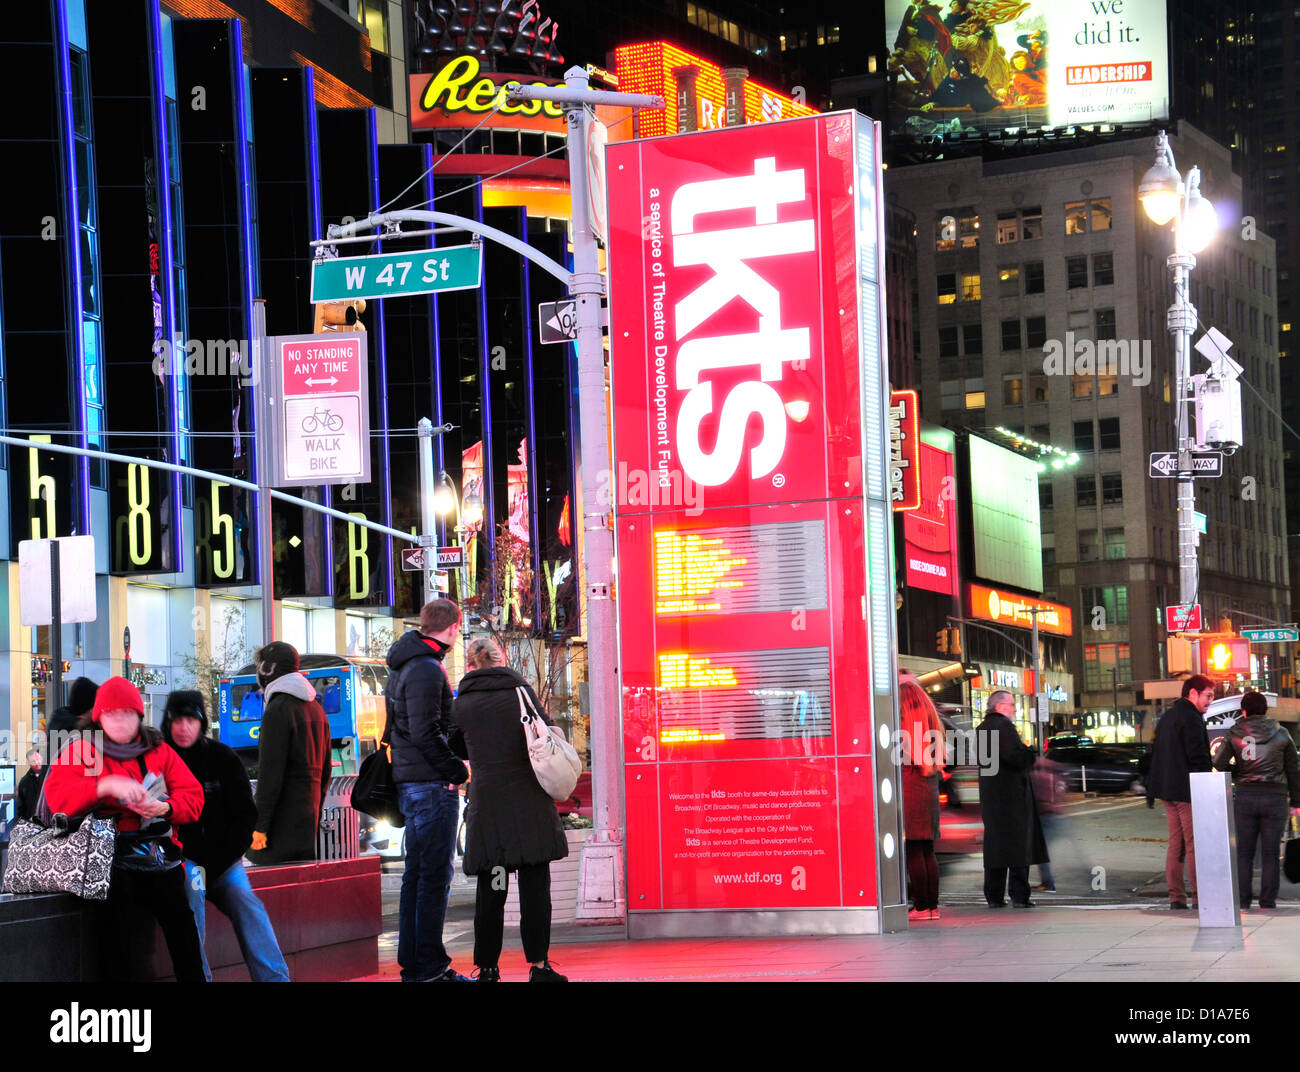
[1149, 450, 1223, 479]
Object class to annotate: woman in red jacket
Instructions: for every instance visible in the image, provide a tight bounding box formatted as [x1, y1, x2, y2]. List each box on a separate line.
[42, 676, 207, 982]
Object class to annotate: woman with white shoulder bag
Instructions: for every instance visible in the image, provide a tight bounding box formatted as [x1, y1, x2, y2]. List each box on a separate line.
[448, 638, 576, 982]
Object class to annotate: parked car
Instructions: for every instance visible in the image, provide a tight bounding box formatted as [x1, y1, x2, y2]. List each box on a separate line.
[1044, 743, 1144, 793]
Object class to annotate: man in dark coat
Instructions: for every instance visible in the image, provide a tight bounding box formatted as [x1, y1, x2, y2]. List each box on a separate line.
[976, 690, 1048, 907]
[1145, 674, 1215, 908]
[163, 689, 289, 981]
[15, 749, 42, 821]
[247, 642, 332, 865]
[386, 598, 470, 983]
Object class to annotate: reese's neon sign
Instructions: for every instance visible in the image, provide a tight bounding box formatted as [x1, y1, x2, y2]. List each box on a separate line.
[410, 56, 566, 131]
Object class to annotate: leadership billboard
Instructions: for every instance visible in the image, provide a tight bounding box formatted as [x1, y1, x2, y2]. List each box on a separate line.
[886, 0, 1168, 138]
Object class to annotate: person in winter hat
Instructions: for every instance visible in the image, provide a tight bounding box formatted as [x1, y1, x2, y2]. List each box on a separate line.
[1213, 690, 1300, 909]
[42, 675, 207, 982]
[163, 689, 289, 981]
[246, 642, 332, 865]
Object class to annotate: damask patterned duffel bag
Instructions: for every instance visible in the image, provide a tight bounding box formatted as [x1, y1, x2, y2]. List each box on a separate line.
[1, 814, 116, 901]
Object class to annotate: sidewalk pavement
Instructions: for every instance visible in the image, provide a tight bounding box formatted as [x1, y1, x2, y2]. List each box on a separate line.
[351, 901, 1300, 982]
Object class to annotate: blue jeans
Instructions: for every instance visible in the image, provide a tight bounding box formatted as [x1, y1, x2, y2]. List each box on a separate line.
[397, 781, 460, 981]
[185, 860, 290, 982]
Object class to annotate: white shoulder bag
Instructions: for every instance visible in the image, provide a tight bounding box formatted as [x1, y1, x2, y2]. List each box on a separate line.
[518, 686, 582, 801]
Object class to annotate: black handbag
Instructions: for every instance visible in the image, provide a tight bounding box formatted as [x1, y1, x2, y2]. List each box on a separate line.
[112, 757, 182, 873]
[1284, 819, 1300, 885]
[352, 677, 405, 827]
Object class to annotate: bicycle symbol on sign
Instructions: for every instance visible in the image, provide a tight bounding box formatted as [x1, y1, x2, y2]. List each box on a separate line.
[300, 407, 344, 434]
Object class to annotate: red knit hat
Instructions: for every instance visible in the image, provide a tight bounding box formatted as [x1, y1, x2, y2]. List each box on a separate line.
[92, 676, 145, 722]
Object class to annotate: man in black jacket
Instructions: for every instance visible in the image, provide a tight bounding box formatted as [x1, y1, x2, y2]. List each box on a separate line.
[1146, 674, 1215, 909]
[15, 749, 42, 821]
[163, 690, 290, 981]
[386, 598, 470, 983]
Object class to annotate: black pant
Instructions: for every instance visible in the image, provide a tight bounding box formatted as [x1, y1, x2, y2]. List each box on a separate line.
[1234, 790, 1289, 908]
[984, 866, 1031, 906]
[100, 865, 207, 982]
[906, 840, 939, 910]
[474, 863, 552, 969]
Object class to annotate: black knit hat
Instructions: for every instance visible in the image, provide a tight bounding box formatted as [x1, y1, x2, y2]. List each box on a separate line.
[67, 677, 99, 717]
[162, 688, 209, 734]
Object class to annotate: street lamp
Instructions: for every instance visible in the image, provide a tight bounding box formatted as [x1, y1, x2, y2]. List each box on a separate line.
[434, 471, 484, 598]
[1139, 130, 1220, 607]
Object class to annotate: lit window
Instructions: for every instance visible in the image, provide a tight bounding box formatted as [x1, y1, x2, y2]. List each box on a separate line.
[1073, 375, 1093, 398]
[960, 272, 981, 301]
[1104, 527, 1126, 559]
[1003, 377, 1024, 404]
[935, 215, 955, 252]
[997, 213, 1018, 243]
[999, 265, 1020, 296]
[1065, 201, 1088, 234]
[1021, 207, 1042, 240]
[965, 391, 986, 410]
[1091, 199, 1112, 230]
[937, 273, 956, 304]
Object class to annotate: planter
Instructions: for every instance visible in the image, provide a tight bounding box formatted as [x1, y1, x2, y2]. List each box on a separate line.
[503, 828, 590, 926]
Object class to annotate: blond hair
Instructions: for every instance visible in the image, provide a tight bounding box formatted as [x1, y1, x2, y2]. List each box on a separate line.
[466, 638, 505, 670]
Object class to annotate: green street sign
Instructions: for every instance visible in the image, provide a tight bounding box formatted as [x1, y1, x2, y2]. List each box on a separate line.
[310, 245, 482, 302]
[1240, 626, 1300, 643]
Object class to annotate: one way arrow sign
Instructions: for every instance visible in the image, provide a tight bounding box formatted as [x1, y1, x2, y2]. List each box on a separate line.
[1149, 450, 1224, 478]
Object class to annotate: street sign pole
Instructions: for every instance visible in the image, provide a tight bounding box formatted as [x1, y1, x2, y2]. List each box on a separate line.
[254, 298, 275, 646]
[418, 418, 440, 606]
[48, 540, 61, 725]
[507, 70, 662, 926]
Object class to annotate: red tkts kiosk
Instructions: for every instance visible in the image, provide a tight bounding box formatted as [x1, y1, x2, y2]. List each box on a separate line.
[607, 112, 907, 937]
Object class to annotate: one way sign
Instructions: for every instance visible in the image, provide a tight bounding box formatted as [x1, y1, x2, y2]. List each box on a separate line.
[1149, 450, 1224, 478]
[538, 300, 578, 344]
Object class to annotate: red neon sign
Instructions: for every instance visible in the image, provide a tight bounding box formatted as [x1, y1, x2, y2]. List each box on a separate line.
[609, 113, 891, 924]
[889, 389, 921, 512]
[612, 42, 819, 138]
[904, 444, 959, 596]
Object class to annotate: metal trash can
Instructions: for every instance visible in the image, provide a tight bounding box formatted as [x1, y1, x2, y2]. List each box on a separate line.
[317, 775, 360, 861]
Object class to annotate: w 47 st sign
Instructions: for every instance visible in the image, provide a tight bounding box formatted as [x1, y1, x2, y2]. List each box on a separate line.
[310, 246, 482, 302]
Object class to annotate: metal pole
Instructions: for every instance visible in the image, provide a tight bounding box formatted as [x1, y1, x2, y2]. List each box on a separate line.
[1169, 189, 1199, 608]
[253, 298, 275, 645]
[48, 540, 62, 726]
[1112, 669, 1120, 744]
[559, 67, 624, 923]
[418, 418, 439, 604]
[1030, 607, 1040, 753]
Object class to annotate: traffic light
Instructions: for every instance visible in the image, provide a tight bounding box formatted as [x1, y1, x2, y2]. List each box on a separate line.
[1200, 636, 1250, 679]
[948, 626, 961, 656]
[313, 298, 366, 333]
[936, 628, 949, 655]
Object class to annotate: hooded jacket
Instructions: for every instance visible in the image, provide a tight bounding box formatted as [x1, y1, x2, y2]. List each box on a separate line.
[1146, 697, 1213, 804]
[385, 630, 469, 786]
[248, 671, 332, 865]
[1213, 713, 1300, 802]
[167, 732, 259, 877]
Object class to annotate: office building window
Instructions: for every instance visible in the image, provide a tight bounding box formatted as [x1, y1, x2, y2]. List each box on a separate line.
[1026, 316, 1047, 348]
[1091, 199, 1112, 230]
[1095, 308, 1117, 340]
[1040, 481, 1054, 510]
[1084, 643, 1132, 691]
[1093, 252, 1114, 286]
[1073, 374, 1093, 398]
[965, 390, 986, 410]
[1082, 584, 1129, 625]
[937, 273, 956, 304]
[959, 210, 980, 248]
[960, 272, 982, 301]
[999, 265, 1020, 296]
[1004, 376, 1024, 404]
[1065, 201, 1088, 234]
[1002, 318, 1022, 351]
[1024, 261, 1044, 294]
[1104, 527, 1126, 559]
[963, 322, 983, 355]
[1042, 532, 1056, 566]
[938, 325, 959, 357]
[1076, 475, 1097, 507]
[997, 212, 1018, 243]
[1079, 529, 1099, 561]
[1102, 473, 1123, 504]
[936, 215, 955, 252]
[1074, 420, 1094, 452]
[1067, 256, 1088, 288]
[1098, 417, 1120, 450]
[1021, 206, 1042, 240]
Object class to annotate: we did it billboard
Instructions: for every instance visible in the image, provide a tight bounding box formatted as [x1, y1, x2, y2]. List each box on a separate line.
[606, 112, 906, 937]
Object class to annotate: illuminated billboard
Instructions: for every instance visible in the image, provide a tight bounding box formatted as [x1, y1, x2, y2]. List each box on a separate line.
[886, 0, 1169, 137]
[608, 112, 904, 934]
[904, 443, 960, 596]
[612, 42, 819, 138]
[966, 582, 1073, 636]
[969, 434, 1042, 592]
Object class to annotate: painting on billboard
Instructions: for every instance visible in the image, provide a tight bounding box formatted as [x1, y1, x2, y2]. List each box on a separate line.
[886, 0, 1168, 137]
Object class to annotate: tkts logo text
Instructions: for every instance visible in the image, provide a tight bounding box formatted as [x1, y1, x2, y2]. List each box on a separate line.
[663, 157, 815, 488]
